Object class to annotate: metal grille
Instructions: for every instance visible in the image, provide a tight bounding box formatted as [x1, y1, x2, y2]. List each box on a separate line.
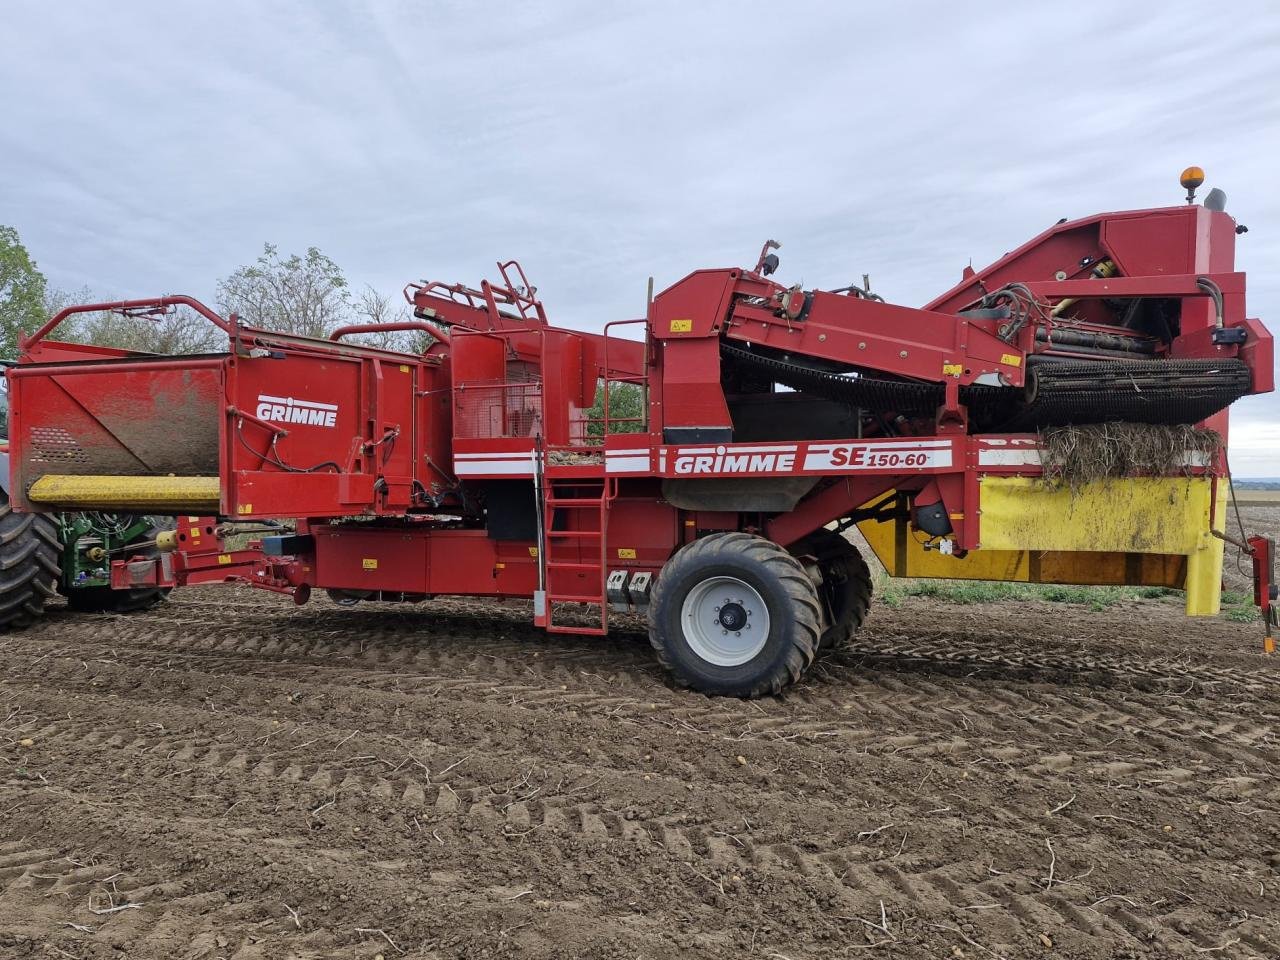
[29, 426, 89, 464]
[454, 380, 544, 439]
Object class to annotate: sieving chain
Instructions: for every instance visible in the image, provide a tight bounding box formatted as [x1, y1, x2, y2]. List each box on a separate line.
[720, 342, 1252, 430]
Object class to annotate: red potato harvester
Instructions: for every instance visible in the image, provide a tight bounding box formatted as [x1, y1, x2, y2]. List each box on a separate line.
[6, 170, 1276, 695]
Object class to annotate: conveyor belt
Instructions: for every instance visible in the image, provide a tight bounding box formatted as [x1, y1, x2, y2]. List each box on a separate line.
[721, 342, 1252, 430]
[1015, 357, 1254, 428]
[720, 343, 942, 417]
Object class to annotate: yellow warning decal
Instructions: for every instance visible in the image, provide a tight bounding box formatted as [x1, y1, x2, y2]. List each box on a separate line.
[1000, 353, 1022, 367]
[528, 546, 539, 557]
[187, 515, 201, 522]
[362, 558, 378, 570]
[399, 364, 411, 373]
[617, 548, 637, 559]
[218, 554, 232, 565]
[237, 504, 253, 515]
[942, 362, 963, 377]
[669, 319, 693, 333]
[494, 562, 506, 570]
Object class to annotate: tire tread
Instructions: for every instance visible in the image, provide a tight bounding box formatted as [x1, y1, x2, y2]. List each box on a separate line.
[649, 532, 822, 697]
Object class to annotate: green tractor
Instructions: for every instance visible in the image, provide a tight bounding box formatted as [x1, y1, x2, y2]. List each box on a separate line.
[0, 374, 168, 629]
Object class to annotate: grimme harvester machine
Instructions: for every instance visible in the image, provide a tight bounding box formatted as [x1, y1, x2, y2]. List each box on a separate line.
[4, 171, 1276, 695]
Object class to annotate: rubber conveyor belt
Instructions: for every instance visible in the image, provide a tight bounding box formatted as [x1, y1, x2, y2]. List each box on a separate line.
[720, 342, 1252, 429]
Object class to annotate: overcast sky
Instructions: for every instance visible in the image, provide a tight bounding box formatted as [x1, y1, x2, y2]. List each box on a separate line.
[2, 1, 1277, 472]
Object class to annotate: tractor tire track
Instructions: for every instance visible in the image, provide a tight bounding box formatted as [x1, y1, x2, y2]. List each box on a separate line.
[1, 587, 1277, 958]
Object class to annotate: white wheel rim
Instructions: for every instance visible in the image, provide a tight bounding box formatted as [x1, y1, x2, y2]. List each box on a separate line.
[680, 576, 770, 667]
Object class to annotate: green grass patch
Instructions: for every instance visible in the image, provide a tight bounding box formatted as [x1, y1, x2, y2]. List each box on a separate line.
[1225, 607, 1260, 623]
[875, 575, 1259, 623]
[878, 578, 1163, 610]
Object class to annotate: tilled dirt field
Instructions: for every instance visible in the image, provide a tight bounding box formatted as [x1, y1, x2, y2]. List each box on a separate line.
[2, 584, 1278, 959]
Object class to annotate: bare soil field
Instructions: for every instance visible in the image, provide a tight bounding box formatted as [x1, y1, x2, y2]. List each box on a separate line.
[1224, 503, 1280, 593]
[2, 557, 1278, 958]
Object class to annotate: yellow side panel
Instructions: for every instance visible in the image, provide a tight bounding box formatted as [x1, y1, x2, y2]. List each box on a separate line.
[857, 476, 1224, 616]
[977, 476, 1210, 554]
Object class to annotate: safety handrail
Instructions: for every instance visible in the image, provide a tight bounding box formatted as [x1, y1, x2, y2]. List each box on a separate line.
[601, 318, 650, 436]
[329, 320, 450, 344]
[20, 295, 233, 354]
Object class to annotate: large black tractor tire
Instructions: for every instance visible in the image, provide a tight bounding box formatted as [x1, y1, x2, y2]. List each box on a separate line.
[791, 529, 873, 653]
[648, 532, 822, 698]
[0, 491, 60, 630]
[64, 520, 171, 614]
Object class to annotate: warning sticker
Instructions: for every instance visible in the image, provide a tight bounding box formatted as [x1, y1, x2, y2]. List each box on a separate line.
[362, 558, 378, 570]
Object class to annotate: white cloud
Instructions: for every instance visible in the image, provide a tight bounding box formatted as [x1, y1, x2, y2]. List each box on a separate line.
[1, 0, 1276, 470]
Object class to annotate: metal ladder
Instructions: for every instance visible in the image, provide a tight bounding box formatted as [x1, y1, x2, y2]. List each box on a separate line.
[536, 474, 609, 636]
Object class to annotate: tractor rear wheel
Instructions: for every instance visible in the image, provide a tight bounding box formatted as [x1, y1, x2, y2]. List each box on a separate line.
[648, 532, 822, 697]
[0, 490, 60, 630]
[791, 529, 873, 652]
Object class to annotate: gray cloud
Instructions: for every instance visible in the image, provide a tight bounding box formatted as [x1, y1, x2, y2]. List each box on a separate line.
[2, 0, 1276, 469]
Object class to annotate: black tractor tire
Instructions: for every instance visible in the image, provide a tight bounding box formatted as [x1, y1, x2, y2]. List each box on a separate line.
[648, 532, 822, 698]
[0, 491, 60, 630]
[791, 529, 873, 652]
[64, 519, 171, 614]
[65, 581, 169, 614]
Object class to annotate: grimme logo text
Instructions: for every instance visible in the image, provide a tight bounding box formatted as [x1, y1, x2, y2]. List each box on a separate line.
[673, 446, 796, 474]
[255, 394, 338, 428]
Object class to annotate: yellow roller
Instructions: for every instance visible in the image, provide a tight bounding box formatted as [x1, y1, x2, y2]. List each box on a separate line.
[28, 475, 221, 513]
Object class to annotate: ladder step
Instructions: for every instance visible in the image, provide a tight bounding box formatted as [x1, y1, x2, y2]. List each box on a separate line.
[546, 498, 605, 507]
[546, 593, 604, 604]
[546, 624, 608, 636]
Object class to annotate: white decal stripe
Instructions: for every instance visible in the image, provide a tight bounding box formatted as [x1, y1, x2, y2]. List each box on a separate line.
[802, 450, 953, 471]
[606, 448, 649, 457]
[605, 457, 650, 473]
[670, 444, 799, 456]
[977, 450, 1042, 466]
[454, 460, 535, 476]
[977, 450, 1208, 468]
[805, 440, 951, 452]
[454, 452, 536, 460]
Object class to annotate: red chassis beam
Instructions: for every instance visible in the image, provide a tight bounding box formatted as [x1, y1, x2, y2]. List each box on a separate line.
[109, 517, 307, 602]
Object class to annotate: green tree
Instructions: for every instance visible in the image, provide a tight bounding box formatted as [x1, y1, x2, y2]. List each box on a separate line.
[586, 381, 646, 437]
[216, 244, 351, 339]
[73, 305, 225, 354]
[0, 225, 50, 359]
[348, 285, 434, 353]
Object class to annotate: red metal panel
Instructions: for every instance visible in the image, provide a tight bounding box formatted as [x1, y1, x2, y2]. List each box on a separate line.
[314, 527, 429, 593]
[7, 357, 225, 512]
